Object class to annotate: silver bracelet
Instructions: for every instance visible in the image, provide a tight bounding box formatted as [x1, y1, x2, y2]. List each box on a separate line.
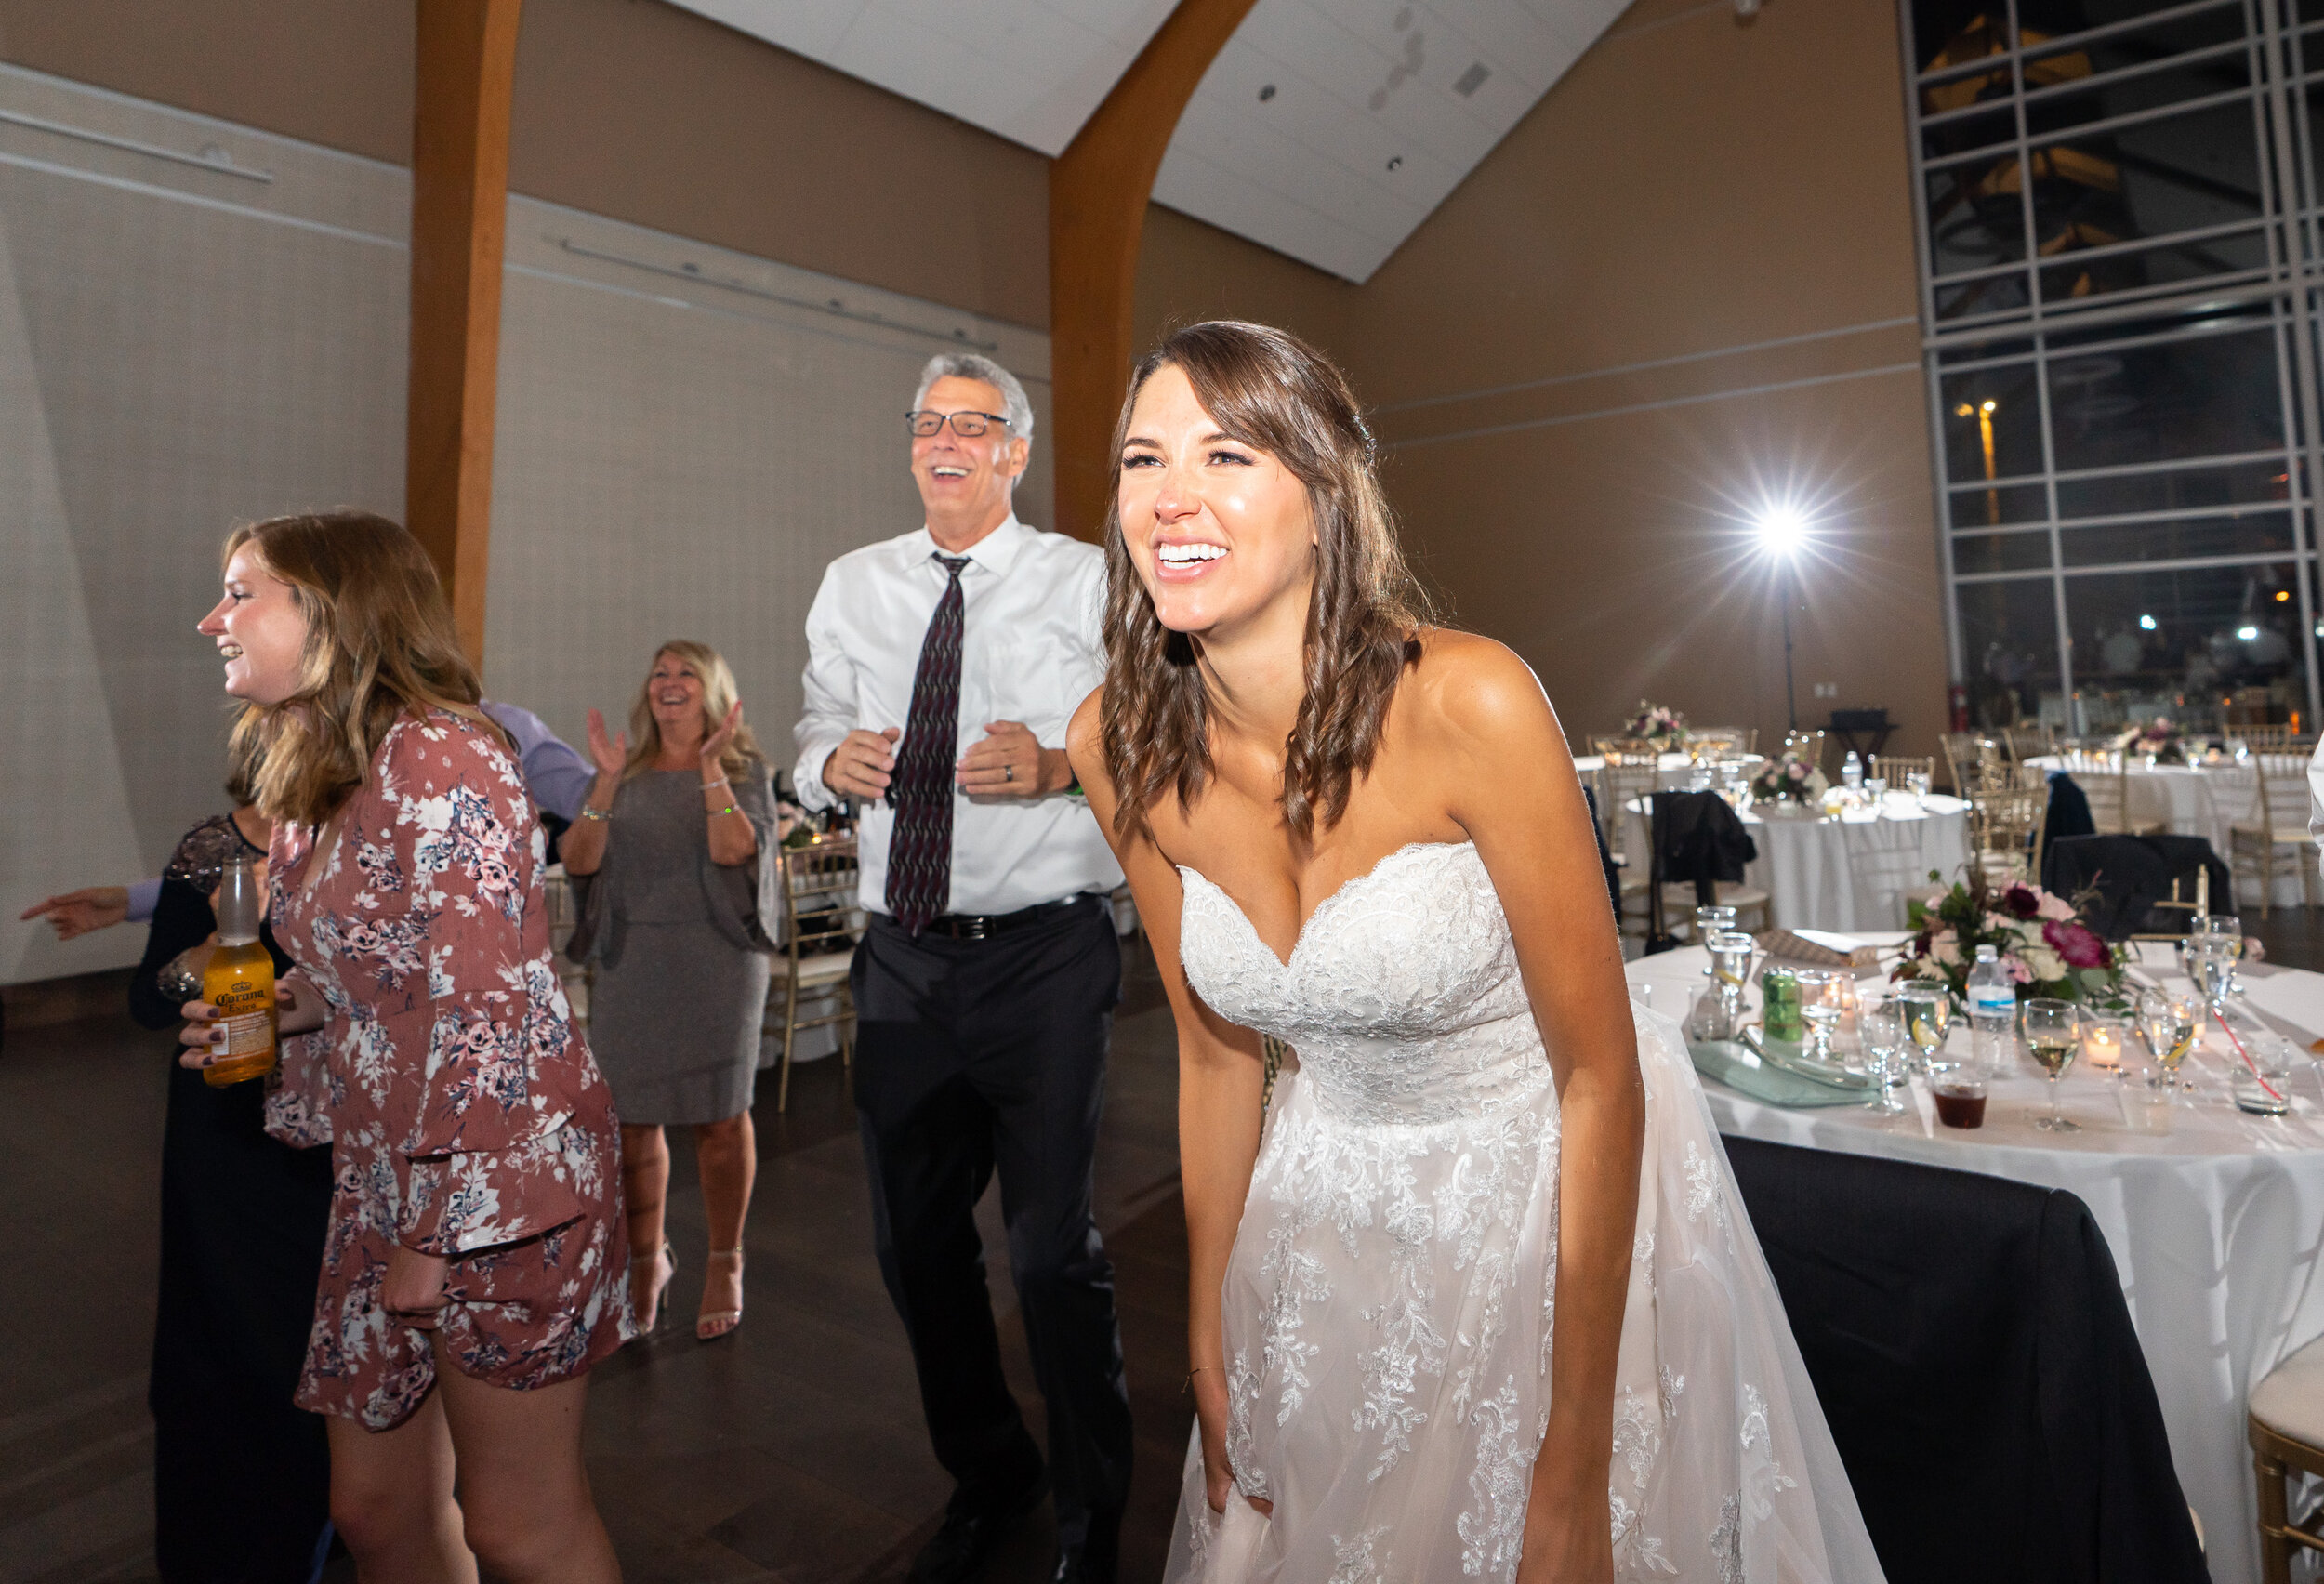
[578, 805, 611, 822]
[701, 775, 730, 792]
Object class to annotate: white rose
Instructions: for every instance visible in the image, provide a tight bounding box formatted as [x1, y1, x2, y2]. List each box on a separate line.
[2020, 945, 2066, 983]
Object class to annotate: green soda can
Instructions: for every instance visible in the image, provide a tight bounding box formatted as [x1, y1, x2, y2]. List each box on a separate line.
[1760, 967, 1802, 1042]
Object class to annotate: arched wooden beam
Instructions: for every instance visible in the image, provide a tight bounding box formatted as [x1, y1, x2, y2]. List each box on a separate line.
[407, 0, 522, 664]
[1049, 0, 1258, 543]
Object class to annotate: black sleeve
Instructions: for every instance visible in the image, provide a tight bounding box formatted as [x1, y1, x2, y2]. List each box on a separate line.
[128, 878, 218, 1031]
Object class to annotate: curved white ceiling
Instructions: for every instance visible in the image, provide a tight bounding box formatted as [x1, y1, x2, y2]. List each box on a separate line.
[665, 0, 1630, 284]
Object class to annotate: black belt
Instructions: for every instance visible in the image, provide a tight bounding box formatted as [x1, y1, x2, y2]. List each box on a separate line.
[910, 894, 1098, 940]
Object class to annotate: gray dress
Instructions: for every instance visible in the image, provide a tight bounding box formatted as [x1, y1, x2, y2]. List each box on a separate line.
[567, 762, 778, 1125]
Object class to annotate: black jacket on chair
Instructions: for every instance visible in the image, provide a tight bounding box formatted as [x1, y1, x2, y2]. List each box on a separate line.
[1651, 789, 1758, 905]
[2041, 833, 2231, 940]
[1722, 1136, 2209, 1584]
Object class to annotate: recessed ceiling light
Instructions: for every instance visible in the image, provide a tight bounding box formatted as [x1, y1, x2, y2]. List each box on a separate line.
[1387, 155, 1403, 171]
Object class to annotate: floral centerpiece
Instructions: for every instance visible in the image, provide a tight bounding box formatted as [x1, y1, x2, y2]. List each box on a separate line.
[1749, 747, 1829, 809]
[1625, 700, 1689, 749]
[2111, 715, 2185, 764]
[1895, 865, 2129, 1011]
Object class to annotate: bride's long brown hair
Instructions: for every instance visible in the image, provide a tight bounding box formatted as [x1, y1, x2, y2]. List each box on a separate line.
[1100, 322, 1431, 841]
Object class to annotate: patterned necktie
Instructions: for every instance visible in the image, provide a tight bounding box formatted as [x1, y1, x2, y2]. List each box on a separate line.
[885, 554, 971, 934]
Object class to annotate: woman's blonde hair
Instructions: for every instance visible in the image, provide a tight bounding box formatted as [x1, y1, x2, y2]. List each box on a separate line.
[225, 510, 500, 828]
[623, 640, 761, 782]
[1100, 321, 1431, 841]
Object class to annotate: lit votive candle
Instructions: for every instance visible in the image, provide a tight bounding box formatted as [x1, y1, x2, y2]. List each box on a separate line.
[2082, 1019, 2125, 1072]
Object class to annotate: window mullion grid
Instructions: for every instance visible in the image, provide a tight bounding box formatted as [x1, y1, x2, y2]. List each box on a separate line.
[1901, 0, 1965, 686]
[2256, 0, 2324, 726]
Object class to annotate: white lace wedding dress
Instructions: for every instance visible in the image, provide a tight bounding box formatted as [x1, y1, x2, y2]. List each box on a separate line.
[1164, 841, 1884, 1584]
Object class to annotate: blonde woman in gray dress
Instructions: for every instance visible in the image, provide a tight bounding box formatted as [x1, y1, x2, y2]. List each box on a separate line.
[562, 640, 778, 1341]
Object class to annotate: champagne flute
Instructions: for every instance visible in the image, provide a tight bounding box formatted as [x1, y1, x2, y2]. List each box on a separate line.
[1897, 983, 1950, 1073]
[2024, 997, 2080, 1131]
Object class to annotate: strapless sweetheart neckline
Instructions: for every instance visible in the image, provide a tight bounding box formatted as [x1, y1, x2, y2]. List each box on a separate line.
[1176, 838, 1475, 971]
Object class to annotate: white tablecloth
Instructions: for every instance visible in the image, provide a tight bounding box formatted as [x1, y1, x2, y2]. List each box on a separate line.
[1575, 751, 1763, 788]
[2027, 755, 2310, 909]
[1625, 941, 2324, 1584]
[1625, 796, 1972, 932]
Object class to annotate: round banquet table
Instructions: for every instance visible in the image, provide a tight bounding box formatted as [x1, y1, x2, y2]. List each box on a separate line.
[2027, 753, 2307, 909]
[1625, 938, 2324, 1584]
[1623, 795, 1972, 932]
[1573, 750, 1763, 787]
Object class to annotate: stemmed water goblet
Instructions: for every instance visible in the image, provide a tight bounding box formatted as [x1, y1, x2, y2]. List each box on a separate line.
[2024, 997, 2081, 1131]
[1858, 996, 1909, 1115]
[2136, 987, 2199, 1099]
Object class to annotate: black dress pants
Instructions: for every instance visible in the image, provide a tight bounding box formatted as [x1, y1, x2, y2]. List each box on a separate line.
[852, 897, 1131, 1553]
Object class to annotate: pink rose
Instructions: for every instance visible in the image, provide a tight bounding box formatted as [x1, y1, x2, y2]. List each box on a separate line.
[1788, 762, 1806, 780]
[2006, 956, 2034, 984]
[2035, 890, 2076, 922]
[2042, 918, 2108, 970]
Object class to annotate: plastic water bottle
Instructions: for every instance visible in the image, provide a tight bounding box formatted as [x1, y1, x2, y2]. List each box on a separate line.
[1966, 944, 2017, 1071]
[1841, 750, 1864, 793]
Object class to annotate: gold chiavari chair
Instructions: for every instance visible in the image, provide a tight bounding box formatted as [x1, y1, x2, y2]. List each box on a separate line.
[2228, 751, 2321, 918]
[1870, 754, 1935, 794]
[1598, 759, 1663, 942]
[2053, 746, 2162, 838]
[1688, 726, 1756, 758]
[766, 838, 860, 1112]
[1967, 783, 2051, 885]
[2233, 723, 2303, 753]
[1998, 723, 2057, 762]
[1940, 732, 2000, 793]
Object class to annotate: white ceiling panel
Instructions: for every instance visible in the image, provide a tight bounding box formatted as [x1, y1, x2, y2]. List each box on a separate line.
[1153, 0, 1631, 282]
[666, 0, 1182, 155]
[667, 0, 1628, 284]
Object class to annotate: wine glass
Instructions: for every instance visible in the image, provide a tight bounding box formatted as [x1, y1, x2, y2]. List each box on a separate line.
[1794, 970, 1840, 1063]
[2136, 988, 2200, 1098]
[1859, 996, 1909, 1115]
[1896, 983, 1951, 1074]
[1863, 775, 1889, 811]
[1904, 770, 1934, 807]
[2024, 997, 2080, 1131]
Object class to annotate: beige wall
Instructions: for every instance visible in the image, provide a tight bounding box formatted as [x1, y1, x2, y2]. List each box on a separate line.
[0, 0, 1050, 327]
[1134, 0, 1948, 763]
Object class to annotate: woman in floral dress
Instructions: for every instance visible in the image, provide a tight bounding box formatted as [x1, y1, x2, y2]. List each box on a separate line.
[183, 509, 628, 1582]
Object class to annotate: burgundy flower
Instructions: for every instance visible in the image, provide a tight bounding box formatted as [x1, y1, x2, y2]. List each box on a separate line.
[2042, 918, 2108, 970]
[2001, 884, 2040, 920]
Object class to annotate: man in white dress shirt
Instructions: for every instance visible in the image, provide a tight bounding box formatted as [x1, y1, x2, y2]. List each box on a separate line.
[793, 354, 1129, 1584]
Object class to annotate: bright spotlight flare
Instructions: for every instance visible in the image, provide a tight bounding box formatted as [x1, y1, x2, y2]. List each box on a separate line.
[1755, 501, 1814, 555]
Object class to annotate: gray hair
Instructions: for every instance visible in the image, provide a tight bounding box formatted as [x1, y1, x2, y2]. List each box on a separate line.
[914, 352, 1035, 445]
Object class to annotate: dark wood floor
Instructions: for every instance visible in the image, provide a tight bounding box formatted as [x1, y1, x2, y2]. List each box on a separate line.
[0, 939, 1193, 1584]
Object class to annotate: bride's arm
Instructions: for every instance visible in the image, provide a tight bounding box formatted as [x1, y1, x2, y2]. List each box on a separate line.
[1429, 638, 1644, 1584]
[1067, 693, 1269, 1516]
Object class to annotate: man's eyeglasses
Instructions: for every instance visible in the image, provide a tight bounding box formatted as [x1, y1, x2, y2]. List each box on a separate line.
[907, 410, 1012, 438]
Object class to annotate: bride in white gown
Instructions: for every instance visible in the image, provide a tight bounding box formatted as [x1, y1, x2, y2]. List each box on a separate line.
[1065, 322, 1884, 1584]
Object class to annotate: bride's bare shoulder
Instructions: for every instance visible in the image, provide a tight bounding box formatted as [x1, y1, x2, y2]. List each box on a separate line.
[1403, 627, 1565, 753]
[1067, 686, 1113, 797]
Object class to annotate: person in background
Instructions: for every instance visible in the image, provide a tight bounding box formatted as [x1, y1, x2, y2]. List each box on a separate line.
[793, 352, 1129, 1584]
[20, 702, 592, 943]
[559, 641, 776, 1342]
[181, 509, 627, 1582]
[130, 754, 335, 1584]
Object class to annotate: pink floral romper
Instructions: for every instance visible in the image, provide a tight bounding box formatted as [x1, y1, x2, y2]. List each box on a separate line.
[269, 710, 632, 1430]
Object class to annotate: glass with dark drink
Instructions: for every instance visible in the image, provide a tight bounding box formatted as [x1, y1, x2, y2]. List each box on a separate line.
[1933, 1079, 1987, 1129]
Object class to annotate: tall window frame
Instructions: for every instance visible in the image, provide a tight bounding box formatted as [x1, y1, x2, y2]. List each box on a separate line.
[1902, 0, 2324, 734]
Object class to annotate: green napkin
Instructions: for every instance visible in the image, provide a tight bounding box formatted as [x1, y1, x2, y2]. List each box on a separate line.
[1687, 1039, 1869, 1108]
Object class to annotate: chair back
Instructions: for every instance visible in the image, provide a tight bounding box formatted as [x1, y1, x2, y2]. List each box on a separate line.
[2250, 750, 2315, 835]
[2040, 834, 2222, 939]
[2234, 723, 2302, 753]
[779, 838, 861, 959]
[1781, 727, 1827, 773]
[1969, 783, 2050, 881]
[1998, 723, 2056, 761]
[1941, 732, 2004, 792]
[1722, 1136, 2209, 1584]
[1869, 753, 1934, 791]
[1596, 759, 1661, 869]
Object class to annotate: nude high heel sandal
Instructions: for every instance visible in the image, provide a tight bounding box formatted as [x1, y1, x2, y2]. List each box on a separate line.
[697, 1247, 745, 1341]
[629, 1243, 676, 1339]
